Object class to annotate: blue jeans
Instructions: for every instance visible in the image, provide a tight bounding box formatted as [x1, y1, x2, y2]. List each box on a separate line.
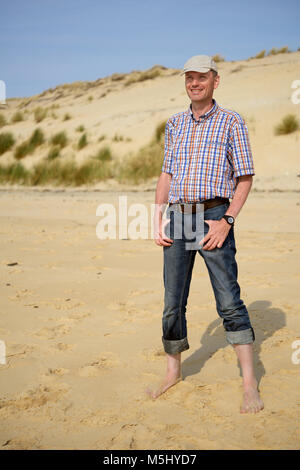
[162, 201, 255, 355]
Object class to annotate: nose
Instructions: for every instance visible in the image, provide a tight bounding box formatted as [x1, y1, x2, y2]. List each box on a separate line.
[191, 78, 200, 87]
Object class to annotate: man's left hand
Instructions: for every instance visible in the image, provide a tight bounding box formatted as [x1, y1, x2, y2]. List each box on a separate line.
[199, 219, 231, 250]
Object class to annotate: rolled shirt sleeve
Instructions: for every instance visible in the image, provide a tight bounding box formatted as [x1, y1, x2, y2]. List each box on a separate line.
[161, 119, 174, 174]
[228, 119, 255, 177]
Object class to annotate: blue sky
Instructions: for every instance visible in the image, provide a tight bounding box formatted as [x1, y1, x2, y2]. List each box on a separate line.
[1, 0, 300, 98]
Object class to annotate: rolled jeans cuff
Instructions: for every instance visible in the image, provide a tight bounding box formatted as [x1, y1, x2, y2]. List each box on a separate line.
[226, 327, 255, 345]
[162, 336, 190, 355]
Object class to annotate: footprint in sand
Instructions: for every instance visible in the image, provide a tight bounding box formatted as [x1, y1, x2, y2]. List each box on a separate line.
[1, 437, 41, 450]
[128, 289, 155, 297]
[45, 368, 69, 376]
[0, 383, 69, 417]
[49, 312, 91, 324]
[55, 343, 74, 352]
[79, 409, 119, 427]
[5, 343, 35, 365]
[78, 353, 120, 377]
[8, 288, 36, 301]
[141, 347, 166, 362]
[39, 298, 85, 311]
[34, 324, 71, 340]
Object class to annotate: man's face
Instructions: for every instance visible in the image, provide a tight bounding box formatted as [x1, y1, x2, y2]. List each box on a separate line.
[185, 70, 219, 103]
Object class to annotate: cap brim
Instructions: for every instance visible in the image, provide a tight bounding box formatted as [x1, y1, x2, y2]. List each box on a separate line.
[180, 67, 211, 76]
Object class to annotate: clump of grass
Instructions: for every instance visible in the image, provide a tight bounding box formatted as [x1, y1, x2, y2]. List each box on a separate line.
[0, 113, 7, 128]
[50, 131, 68, 148]
[11, 111, 25, 123]
[30, 159, 77, 186]
[230, 65, 244, 73]
[155, 120, 167, 142]
[98, 134, 106, 142]
[0, 132, 15, 155]
[212, 54, 225, 62]
[125, 67, 162, 86]
[112, 133, 124, 142]
[254, 50, 266, 59]
[14, 141, 31, 160]
[274, 114, 299, 135]
[78, 133, 88, 149]
[268, 46, 290, 55]
[94, 146, 112, 162]
[34, 107, 47, 123]
[47, 145, 61, 160]
[87, 96, 93, 102]
[76, 125, 85, 132]
[63, 113, 72, 121]
[14, 127, 45, 159]
[29, 128, 45, 147]
[117, 139, 163, 184]
[30, 157, 112, 186]
[110, 73, 126, 82]
[74, 158, 112, 185]
[0, 162, 29, 184]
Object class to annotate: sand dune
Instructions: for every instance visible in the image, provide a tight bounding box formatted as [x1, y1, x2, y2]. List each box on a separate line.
[1, 52, 300, 191]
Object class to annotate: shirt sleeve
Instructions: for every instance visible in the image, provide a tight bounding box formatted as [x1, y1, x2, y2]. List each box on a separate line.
[228, 119, 255, 177]
[161, 118, 174, 174]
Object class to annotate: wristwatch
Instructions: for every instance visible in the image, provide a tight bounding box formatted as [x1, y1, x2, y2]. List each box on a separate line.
[222, 215, 235, 226]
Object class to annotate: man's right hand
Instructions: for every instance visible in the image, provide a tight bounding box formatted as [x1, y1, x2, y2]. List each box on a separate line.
[154, 216, 173, 247]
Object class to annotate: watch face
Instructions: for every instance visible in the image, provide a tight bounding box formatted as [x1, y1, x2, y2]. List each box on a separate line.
[228, 217, 234, 224]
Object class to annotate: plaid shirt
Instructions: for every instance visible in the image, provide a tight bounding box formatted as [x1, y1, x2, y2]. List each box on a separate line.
[162, 100, 255, 203]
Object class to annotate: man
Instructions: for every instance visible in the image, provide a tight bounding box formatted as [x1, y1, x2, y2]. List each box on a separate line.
[148, 55, 264, 414]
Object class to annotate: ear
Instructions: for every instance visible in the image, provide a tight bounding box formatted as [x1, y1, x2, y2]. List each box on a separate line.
[214, 74, 220, 90]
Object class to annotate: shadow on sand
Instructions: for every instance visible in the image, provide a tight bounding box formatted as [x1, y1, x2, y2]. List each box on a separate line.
[182, 300, 286, 386]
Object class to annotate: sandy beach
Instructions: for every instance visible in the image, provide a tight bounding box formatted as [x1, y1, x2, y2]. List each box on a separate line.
[0, 186, 299, 450]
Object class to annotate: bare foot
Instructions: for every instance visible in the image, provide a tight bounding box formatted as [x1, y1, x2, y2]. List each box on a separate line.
[145, 372, 182, 399]
[240, 382, 264, 414]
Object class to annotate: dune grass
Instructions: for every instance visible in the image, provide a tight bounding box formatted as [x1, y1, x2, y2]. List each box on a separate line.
[0, 132, 15, 155]
[0, 120, 167, 186]
[274, 114, 299, 135]
[116, 140, 163, 184]
[14, 128, 45, 160]
[212, 54, 225, 62]
[47, 146, 61, 160]
[255, 50, 266, 59]
[34, 107, 47, 123]
[93, 146, 112, 162]
[78, 133, 88, 150]
[268, 46, 290, 55]
[0, 162, 29, 183]
[112, 133, 124, 142]
[0, 113, 7, 128]
[29, 128, 45, 147]
[0, 158, 112, 186]
[124, 66, 162, 87]
[155, 120, 167, 142]
[50, 131, 68, 148]
[11, 111, 25, 123]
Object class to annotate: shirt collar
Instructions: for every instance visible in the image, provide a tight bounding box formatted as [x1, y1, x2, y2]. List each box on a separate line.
[188, 99, 218, 122]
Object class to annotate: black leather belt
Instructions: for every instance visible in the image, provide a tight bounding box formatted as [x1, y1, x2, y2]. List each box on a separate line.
[169, 197, 229, 213]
